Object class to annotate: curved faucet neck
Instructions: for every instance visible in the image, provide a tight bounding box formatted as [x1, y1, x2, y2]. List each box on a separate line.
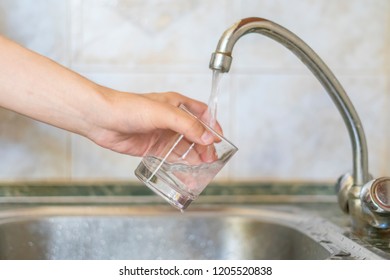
[209, 17, 370, 186]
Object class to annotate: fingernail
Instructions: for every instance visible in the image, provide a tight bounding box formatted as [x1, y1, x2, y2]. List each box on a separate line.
[201, 131, 213, 144]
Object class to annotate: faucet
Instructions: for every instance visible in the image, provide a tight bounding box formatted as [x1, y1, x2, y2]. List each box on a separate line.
[209, 17, 390, 238]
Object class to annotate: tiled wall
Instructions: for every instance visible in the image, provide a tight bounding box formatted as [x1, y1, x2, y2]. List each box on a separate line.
[0, 0, 389, 183]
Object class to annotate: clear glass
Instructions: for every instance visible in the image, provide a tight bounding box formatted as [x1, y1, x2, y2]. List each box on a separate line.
[135, 104, 238, 210]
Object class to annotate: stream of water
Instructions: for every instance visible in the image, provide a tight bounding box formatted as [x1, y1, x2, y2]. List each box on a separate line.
[207, 70, 224, 129]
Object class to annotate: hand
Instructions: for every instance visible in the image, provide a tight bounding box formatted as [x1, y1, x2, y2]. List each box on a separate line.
[87, 89, 216, 157]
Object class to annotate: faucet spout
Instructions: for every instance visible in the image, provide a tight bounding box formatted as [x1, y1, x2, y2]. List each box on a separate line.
[208, 18, 390, 236]
[209, 17, 370, 187]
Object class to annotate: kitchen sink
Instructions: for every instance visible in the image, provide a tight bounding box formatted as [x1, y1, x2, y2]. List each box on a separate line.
[0, 205, 384, 260]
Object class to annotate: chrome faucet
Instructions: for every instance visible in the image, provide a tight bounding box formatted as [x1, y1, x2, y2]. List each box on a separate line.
[209, 17, 390, 237]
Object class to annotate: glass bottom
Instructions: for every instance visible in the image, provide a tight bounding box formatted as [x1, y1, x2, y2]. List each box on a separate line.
[134, 161, 195, 210]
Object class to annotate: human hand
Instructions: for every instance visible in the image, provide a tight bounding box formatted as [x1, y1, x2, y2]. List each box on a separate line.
[87, 89, 220, 157]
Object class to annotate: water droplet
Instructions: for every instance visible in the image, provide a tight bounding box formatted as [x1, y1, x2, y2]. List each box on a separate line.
[333, 250, 351, 257]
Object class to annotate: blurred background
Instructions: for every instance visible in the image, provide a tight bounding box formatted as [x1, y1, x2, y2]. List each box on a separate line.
[0, 0, 388, 183]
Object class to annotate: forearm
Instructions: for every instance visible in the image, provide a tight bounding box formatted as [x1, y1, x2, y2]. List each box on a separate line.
[0, 35, 108, 137]
[0, 35, 213, 156]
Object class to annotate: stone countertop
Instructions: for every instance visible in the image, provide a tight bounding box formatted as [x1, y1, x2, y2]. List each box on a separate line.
[0, 180, 336, 199]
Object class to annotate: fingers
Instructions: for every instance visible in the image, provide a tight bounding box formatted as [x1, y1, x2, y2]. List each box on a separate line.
[199, 109, 223, 136]
[152, 107, 220, 165]
[145, 91, 208, 115]
[144, 91, 224, 146]
[167, 92, 224, 138]
[169, 106, 215, 145]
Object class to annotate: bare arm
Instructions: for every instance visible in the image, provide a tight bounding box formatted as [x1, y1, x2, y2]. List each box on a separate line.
[0, 35, 213, 156]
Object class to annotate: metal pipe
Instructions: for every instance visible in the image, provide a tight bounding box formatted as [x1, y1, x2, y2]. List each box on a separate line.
[209, 17, 370, 187]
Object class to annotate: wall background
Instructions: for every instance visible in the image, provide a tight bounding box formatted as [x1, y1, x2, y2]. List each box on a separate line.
[0, 0, 389, 183]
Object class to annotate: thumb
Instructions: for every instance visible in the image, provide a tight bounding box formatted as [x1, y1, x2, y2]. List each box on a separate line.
[174, 107, 215, 145]
[155, 105, 215, 145]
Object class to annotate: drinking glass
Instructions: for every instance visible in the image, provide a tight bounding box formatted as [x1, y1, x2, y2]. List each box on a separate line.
[134, 104, 238, 210]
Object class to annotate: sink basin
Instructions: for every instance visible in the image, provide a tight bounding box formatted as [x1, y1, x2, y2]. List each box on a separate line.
[0, 205, 384, 260]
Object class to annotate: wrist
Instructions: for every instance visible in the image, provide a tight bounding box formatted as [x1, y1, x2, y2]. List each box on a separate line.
[80, 85, 116, 141]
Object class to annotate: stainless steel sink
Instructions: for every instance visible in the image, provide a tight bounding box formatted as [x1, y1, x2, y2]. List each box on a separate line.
[0, 205, 384, 260]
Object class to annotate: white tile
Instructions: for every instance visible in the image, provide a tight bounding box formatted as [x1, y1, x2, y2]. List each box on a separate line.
[71, 133, 139, 180]
[0, 0, 388, 185]
[0, 0, 69, 64]
[0, 110, 69, 180]
[70, 0, 231, 71]
[229, 73, 387, 181]
[232, 0, 389, 74]
[343, 75, 389, 178]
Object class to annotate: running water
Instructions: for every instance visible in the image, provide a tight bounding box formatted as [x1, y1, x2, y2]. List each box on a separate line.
[207, 70, 224, 129]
